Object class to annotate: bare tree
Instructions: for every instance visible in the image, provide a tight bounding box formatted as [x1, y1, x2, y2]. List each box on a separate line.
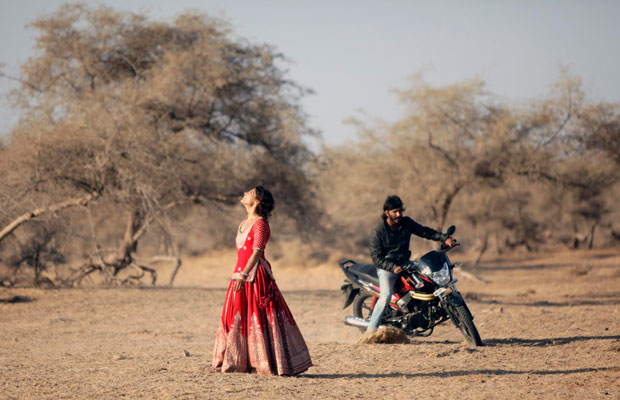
[317, 72, 620, 263]
[0, 4, 320, 285]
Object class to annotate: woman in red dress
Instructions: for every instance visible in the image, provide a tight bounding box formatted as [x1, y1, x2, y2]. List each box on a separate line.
[210, 186, 312, 375]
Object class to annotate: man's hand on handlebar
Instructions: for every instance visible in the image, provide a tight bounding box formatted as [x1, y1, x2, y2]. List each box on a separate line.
[444, 237, 459, 248]
[393, 266, 403, 274]
[398, 261, 416, 274]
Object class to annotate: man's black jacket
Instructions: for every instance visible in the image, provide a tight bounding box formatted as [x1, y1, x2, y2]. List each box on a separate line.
[369, 216, 446, 273]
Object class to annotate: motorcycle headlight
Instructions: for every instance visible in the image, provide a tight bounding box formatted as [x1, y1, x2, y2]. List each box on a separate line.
[430, 264, 451, 286]
[417, 263, 432, 277]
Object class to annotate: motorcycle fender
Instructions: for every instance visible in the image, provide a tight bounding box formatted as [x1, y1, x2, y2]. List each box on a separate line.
[446, 292, 464, 307]
[442, 292, 469, 328]
[342, 285, 359, 309]
[441, 294, 459, 328]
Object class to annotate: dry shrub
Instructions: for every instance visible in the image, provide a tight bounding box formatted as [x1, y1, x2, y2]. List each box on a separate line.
[357, 326, 410, 344]
[570, 265, 592, 276]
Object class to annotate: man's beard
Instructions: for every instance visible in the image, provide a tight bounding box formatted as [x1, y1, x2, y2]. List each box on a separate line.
[388, 215, 401, 225]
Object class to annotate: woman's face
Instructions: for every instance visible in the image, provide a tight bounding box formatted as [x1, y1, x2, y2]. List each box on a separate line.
[241, 188, 258, 206]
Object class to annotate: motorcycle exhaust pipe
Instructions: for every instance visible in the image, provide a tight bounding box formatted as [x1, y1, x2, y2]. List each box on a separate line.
[344, 316, 370, 328]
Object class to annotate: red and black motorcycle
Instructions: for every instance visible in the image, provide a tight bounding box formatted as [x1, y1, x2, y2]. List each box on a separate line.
[339, 225, 483, 346]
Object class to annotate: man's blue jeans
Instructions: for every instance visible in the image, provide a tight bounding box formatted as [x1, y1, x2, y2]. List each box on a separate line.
[366, 268, 398, 332]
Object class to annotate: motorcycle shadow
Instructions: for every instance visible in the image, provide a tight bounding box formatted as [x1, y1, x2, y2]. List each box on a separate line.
[406, 339, 462, 345]
[483, 334, 620, 347]
[465, 293, 620, 307]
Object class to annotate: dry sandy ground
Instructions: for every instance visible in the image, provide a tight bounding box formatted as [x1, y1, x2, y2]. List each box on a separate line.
[1, 249, 619, 399]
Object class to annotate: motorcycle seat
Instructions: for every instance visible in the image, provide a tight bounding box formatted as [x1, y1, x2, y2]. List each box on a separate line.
[347, 262, 379, 284]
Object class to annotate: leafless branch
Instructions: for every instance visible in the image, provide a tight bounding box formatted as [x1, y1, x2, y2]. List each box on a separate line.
[0, 192, 100, 243]
[427, 133, 457, 167]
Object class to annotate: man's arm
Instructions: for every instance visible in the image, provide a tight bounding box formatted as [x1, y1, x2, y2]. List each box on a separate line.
[369, 228, 399, 273]
[407, 217, 447, 242]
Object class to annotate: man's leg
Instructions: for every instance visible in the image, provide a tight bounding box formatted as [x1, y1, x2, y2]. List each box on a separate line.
[366, 269, 398, 333]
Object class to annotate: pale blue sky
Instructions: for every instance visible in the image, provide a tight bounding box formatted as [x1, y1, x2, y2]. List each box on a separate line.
[1, 0, 619, 144]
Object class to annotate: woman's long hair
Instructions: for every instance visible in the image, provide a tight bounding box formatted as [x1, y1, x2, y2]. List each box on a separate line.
[254, 186, 275, 220]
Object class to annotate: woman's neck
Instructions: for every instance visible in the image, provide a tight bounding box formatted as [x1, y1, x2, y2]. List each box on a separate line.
[245, 206, 260, 220]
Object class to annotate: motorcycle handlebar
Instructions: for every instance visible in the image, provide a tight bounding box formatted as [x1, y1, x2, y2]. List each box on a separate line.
[402, 260, 418, 273]
[437, 225, 458, 252]
[438, 235, 459, 252]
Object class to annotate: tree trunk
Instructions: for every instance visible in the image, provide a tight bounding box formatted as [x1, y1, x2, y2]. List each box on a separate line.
[473, 231, 489, 267]
[115, 210, 143, 264]
[588, 219, 599, 250]
[438, 184, 463, 231]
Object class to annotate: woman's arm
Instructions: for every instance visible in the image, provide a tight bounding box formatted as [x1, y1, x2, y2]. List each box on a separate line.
[241, 249, 262, 276]
[233, 248, 262, 292]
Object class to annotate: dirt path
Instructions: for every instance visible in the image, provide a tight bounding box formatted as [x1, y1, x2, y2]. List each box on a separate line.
[1, 250, 619, 399]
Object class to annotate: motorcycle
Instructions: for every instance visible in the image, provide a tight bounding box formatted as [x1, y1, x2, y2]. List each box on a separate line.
[339, 225, 483, 346]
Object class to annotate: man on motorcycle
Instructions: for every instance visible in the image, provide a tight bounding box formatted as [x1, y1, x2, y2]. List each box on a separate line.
[366, 195, 456, 333]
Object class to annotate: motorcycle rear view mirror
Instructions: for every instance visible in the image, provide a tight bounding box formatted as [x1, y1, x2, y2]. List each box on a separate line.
[446, 225, 456, 236]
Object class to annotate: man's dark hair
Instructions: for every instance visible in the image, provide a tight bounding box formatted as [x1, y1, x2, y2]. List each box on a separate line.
[383, 195, 404, 211]
[255, 185, 275, 219]
[382, 195, 404, 220]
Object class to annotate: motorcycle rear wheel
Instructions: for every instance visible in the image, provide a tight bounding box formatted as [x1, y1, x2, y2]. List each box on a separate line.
[451, 304, 483, 346]
[352, 292, 377, 333]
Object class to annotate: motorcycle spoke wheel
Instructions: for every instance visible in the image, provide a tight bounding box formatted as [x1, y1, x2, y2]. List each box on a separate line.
[451, 304, 483, 346]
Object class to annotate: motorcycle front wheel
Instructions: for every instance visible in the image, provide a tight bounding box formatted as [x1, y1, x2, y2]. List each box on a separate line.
[450, 303, 483, 346]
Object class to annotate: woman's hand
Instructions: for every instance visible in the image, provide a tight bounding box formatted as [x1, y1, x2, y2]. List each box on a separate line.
[233, 278, 245, 292]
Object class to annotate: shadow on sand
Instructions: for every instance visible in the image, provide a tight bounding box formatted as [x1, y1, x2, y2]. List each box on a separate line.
[0, 295, 36, 304]
[467, 293, 620, 307]
[300, 366, 614, 380]
[483, 334, 620, 347]
[474, 252, 618, 272]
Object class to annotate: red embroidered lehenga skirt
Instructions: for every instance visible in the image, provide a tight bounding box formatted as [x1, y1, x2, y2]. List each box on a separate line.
[212, 259, 312, 375]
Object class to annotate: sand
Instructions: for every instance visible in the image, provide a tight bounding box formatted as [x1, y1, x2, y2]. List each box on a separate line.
[1, 249, 619, 399]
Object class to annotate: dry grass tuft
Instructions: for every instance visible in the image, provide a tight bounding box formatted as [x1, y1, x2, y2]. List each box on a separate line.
[570, 265, 592, 276]
[357, 326, 410, 344]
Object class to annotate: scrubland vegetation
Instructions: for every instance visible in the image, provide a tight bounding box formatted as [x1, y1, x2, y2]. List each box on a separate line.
[1, 4, 618, 287]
